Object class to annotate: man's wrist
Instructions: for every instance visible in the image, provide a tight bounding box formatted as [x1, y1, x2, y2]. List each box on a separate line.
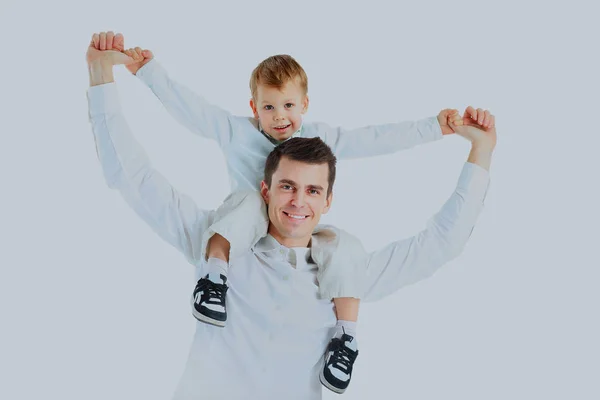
[88, 60, 114, 87]
[467, 145, 494, 171]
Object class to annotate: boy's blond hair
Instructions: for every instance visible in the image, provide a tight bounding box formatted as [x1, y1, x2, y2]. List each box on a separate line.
[249, 54, 308, 100]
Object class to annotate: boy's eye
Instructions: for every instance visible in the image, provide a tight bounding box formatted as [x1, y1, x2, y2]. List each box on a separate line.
[264, 105, 274, 110]
[285, 103, 294, 109]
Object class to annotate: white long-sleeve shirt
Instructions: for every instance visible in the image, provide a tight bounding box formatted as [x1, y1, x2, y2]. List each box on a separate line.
[87, 83, 490, 399]
[135, 59, 444, 192]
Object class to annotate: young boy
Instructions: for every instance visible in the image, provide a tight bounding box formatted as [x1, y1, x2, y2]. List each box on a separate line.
[99, 31, 462, 394]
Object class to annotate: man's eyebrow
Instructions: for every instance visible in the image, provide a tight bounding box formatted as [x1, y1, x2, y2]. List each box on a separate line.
[278, 179, 297, 186]
[278, 180, 325, 191]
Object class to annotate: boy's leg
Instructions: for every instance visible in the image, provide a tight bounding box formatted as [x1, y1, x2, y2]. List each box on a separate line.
[311, 226, 368, 394]
[192, 190, 268, 327]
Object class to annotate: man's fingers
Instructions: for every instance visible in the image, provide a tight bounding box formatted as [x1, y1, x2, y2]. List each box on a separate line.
[106, 31, 115, 50]
[113, 33, 125, 51]
[476, 108, 485, 125]
[464, 105, 476, 121]
[482, 110, 491, 127]
[142, 49, 153, 59]
[489, 115, 495, 128]
[91, 33, 100, 49]
[99, 32, 107, 50]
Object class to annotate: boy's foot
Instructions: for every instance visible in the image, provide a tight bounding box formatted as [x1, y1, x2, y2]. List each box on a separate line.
[319, 333, 359, 394]
[190, 274, 228, 327]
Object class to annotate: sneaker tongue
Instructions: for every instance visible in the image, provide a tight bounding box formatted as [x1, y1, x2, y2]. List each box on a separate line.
[342, 335, 358, 351]
[207, 272, 225, 285]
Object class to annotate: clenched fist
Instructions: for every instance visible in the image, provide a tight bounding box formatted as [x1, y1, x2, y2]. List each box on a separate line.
[123, 47, 154, 75]
[86, 31, 134, 67]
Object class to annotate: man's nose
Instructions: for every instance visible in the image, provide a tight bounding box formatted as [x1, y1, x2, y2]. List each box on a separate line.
[291, 191, 306, 207]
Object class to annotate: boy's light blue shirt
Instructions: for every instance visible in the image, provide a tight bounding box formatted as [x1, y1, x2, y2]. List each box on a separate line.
[135, 59, 444, 192]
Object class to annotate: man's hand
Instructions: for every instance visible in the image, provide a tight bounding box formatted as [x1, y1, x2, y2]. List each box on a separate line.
[448, 106, 497, 151]
[448, 106, 497, 171]
[86, 31, 134, 67]
[87, 31, 136, 87]
[123, 47, 154, 75]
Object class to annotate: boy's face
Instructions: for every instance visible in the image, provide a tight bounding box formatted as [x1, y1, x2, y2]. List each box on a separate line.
[260, 156, 332, 248]
[250, 78, 309, 141]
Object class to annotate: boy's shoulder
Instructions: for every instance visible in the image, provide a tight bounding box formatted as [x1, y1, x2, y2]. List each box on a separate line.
[300, 121, 338, 144]
[300, 121, 335, 137]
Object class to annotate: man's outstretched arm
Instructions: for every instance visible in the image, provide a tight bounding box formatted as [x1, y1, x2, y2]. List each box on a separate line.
[361, 109, 496, 301]
[87, 32, 214, 264]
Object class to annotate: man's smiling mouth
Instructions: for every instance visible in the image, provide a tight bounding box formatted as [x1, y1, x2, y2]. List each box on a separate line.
[283, 211, 308, 220]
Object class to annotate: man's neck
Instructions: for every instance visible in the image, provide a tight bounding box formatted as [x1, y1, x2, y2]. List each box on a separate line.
[267, 229, 311, 249]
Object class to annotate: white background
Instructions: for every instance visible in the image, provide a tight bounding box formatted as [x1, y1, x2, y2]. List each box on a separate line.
[1, 0, 599, 399]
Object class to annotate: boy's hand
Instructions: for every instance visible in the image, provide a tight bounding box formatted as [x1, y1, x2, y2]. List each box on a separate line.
[86, 31, 134, 67]
[124, 47, 154, 75]
[438, 109, 461, 135]
[448, 106, 497, 151]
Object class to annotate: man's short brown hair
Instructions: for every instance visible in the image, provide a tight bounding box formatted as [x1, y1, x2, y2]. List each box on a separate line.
[264, 138, 336, 196]
[250, 54, 308, 100]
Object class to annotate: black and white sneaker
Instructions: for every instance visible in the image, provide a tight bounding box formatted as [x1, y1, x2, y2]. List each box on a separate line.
[190, 274, 228, 327]
[319, 333, 359, 394]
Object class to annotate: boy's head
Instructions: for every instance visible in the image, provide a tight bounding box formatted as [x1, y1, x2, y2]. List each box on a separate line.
[249, 55, 309, 141]
[261, 138, 336, 247]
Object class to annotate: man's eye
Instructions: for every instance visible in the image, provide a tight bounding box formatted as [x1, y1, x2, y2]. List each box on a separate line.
[282, 185, 292, 190]
[285, 103, 294, 109]
[264, 105, 274, 110]
[309, 189, 319, 195]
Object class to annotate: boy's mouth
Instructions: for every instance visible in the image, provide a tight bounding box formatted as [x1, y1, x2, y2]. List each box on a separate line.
[273, 124, 291, 132]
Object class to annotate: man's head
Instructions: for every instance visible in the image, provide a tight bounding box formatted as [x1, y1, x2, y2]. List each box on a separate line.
[249, 55, 309, 141]
[261, 138, 336, 248]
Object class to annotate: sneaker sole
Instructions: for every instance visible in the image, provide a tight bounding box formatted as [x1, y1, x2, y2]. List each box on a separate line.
[190, 296, 226, 327]
[319, 367, 346, 394]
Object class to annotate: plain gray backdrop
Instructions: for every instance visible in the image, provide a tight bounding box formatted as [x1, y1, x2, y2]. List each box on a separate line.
[1, 0, 598, 399]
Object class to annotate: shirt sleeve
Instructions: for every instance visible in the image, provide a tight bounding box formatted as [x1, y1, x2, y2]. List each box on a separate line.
[135, 59, 233, 148]
[87, 82, 214, 265]
[362, 162, 490, 302]
[322, 116, 443, 159]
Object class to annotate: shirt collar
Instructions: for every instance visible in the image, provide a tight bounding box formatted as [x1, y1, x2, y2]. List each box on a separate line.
[254, 234, 314, 265]
[257, 120, 303, 145]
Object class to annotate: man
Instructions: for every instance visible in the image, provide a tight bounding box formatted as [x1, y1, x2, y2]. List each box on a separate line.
[86, 38, 495, 400]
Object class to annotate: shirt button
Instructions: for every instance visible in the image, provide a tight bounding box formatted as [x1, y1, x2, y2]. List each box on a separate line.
[283, 275, 289, 281]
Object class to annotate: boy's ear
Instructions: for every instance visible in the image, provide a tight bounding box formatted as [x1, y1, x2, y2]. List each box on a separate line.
[249, 98, 259, 119]
[302, 95, 309, 114]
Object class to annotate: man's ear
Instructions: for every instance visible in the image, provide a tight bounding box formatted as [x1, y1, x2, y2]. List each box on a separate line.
[260, 181, 270, 204]
[302, 95, 309, 114]
[249, 98, 259, 119]
[322, 191, 333, 214]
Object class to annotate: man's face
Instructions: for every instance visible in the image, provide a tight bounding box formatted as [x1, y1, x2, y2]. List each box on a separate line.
[261, 157, 332, 248]
[250, 79, 309, 141]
